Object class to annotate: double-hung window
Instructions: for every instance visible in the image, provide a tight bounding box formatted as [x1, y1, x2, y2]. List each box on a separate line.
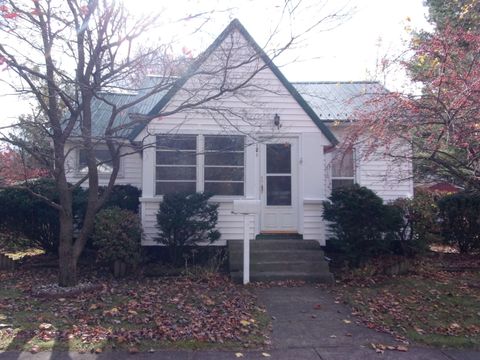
[78, 148, 115, 174]
[331, 148, 355, 191]
[155, 134, 245, 196]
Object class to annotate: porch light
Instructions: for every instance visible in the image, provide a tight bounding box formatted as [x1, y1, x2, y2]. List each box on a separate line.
[274, 113, 281, 129]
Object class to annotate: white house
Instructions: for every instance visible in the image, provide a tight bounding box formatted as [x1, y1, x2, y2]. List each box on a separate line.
[65, 19, 413, 249]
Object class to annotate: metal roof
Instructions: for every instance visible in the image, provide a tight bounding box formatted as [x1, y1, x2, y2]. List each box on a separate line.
[292, 81, 387, 121]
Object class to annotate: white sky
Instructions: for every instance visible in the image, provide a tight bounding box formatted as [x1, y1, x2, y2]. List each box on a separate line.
[0, 0, 430, 125]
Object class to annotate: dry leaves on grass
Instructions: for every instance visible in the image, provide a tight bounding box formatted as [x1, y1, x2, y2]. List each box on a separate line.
[0, 268, 269, 350]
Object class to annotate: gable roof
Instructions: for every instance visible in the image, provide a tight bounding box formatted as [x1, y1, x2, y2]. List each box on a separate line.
[292, 81, 387, 121]
[128, 19, 338, 145]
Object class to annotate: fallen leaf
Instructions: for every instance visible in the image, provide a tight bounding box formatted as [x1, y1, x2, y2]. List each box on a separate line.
[261, 353, 271, 357]
[396, 345, 408, 352]
[313, 304, 322, 310]
[128, 347, 139, 354]
[342, 319, 352, 324]
[235, 353, 244, 358]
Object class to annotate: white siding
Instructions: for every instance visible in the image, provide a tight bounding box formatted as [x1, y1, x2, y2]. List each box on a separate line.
[329, 126, 413, 201]
[136, 29, 331, 244]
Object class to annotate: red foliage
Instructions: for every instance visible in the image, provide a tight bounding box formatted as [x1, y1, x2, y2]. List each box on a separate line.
[0, 148, 48, 185]
[345, 26, 480, 188]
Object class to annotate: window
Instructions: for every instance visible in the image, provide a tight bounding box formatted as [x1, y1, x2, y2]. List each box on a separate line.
[78, 149, 114, 174]
[204, 135, 244, 196]
[154, 134, 245, 196]
[156, 135, 197, 195]
[331, 148, 355, 191]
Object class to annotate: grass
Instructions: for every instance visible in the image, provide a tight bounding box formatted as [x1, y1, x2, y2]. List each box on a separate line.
[337, 253, 480, 349]
[0, 267, 270, 353]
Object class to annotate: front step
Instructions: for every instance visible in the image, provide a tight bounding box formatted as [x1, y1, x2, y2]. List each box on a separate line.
[228, 239, 334, 284]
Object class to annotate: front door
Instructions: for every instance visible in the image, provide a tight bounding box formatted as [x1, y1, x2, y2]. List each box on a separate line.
[260, 139, 298, 232]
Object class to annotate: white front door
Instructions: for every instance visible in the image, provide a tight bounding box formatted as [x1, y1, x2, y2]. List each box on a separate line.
[260, 138, 298, 232]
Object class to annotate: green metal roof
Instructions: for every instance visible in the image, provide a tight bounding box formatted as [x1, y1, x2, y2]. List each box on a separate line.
[84, 20, 388, 144]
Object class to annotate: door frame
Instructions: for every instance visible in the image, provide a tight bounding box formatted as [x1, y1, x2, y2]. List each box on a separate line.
[259, 137, 299, 233]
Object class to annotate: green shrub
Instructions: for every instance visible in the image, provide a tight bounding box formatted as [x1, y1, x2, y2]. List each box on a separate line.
[322, 185, 403, 267]
[93, 207, 143, 267]
[0, 181, 140, 254]
[0, 179, 86, 254]
[438, 192, 480, 254]
[156, 192, 220, 265]
[100, 184, 141, 213]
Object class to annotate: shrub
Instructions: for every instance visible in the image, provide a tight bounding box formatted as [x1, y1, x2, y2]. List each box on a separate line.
[100, 184, 141, 213]
[0, 179, 86, 254]
[92, 207, 143, 267]
[322, 185, 402, 267]
[156, 192, 220, 265]
[0, 181, 140, 254]
[437, 192, 480, 254]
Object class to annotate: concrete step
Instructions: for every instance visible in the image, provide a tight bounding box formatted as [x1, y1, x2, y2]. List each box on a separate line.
[230, 270, 334, 284]
[228, 239, 322, 251]
[229, 249, 326, 264]
[229, 260, 330, 273]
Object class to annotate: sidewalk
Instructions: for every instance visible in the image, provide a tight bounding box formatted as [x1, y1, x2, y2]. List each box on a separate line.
[1, 286, 479, 359]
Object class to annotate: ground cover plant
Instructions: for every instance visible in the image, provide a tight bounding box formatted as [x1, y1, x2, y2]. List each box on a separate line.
[335, 253, 480, 349]
[0, 267, 269, 353]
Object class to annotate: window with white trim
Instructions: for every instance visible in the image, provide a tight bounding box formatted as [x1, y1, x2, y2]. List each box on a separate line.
[155, 134, 245, 196]
[78, 149, 115, 174]
[204, 135, 244, 196]
[156, 135, 197, 195]
[331, 148, 355, 191]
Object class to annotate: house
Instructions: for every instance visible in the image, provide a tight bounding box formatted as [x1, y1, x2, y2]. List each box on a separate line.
[65, 19, 412, 280]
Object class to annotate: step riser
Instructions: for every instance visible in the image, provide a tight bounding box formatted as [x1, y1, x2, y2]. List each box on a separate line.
[228, 241, 322, 251]
[229, 262, 330, 273]
[229, 251, 325, 263]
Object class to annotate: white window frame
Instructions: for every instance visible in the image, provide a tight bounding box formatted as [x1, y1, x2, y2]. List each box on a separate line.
[76, 147, 124, 178]
[154, 134, 246, 197]
[331, 148, 356, 191]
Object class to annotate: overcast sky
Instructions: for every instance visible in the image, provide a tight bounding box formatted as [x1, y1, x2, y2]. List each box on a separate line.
[0, 0, 431, 125]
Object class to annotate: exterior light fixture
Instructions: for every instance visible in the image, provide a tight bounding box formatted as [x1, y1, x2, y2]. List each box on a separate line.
[274, 113, 281, 129]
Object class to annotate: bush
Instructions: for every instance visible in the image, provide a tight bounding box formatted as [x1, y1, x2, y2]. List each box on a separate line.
[100, 184, 141, 213]
[0, 181, 141, 254]
[156, 192, 220, 265]
[438, 191, 480, 254]
[323, 185, 403, 267]
[0, 179, 86, 254]
[92, 207, 143, 267]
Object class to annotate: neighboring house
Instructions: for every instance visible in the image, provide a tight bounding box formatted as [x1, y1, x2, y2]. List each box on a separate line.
[65, 19, 413, 247]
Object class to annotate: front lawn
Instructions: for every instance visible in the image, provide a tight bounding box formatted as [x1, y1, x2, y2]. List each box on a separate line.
[336, 253, 480, 349]
[0, 267, 269, 353]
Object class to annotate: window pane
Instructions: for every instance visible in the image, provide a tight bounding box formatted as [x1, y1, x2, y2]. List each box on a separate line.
[267, 176, 291, 206]
[332, 149, 354, 177]
[205, 182, 244, 196]
[156, 135, 196, 150]
[267, 143, 291, 174]
[332, 179, 355, 191]
[78, 149, 113, 173]
[156, 181, 196, 195]
[205, 135, 244, 151]
[156, 151, 196, 165]
[205, 152, 244, 166]
[204, 167, 244, 181]
[156, 166, 196, 180]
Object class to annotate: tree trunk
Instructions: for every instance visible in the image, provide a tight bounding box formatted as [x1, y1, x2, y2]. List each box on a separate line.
[58, 205, 77, 287]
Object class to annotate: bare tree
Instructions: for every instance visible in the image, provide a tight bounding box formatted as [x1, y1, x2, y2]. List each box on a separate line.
[0, 0, 347, 286]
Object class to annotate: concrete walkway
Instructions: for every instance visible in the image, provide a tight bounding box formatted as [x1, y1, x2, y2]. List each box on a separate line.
[1, 286, 479, 359]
